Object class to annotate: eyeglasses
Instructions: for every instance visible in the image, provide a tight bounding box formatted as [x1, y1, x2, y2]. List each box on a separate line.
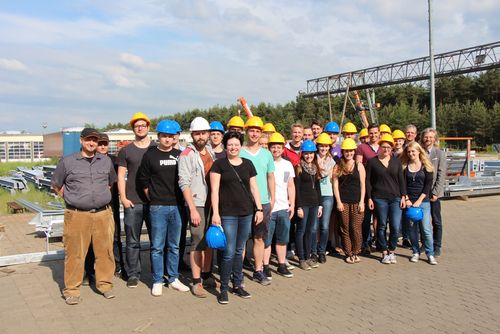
[380, 145, 392, 150]
[134, 124, 148, 129]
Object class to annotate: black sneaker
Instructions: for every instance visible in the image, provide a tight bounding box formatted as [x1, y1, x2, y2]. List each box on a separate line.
[402, 239, 412, 248]
[127, 277, 139, 288]
[243, 258, 255, 272]
[252, 271, 271, 286]
[318, 253, 327, 264]
[218, 290, 229, 304]
[277, 265, 293, 278]
[232, 286, 251, 299]
[263, 266, 273, 280]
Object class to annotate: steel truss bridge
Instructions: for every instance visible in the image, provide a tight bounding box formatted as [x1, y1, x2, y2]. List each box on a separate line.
[303, 41, 500, 98]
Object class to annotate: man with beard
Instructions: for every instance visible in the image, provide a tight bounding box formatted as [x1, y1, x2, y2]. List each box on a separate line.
[118, 112, 153, 288]
[178, 117, 216, 298]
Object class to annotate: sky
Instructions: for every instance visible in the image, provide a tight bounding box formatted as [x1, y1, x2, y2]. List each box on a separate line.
[0, 0, 498, 133]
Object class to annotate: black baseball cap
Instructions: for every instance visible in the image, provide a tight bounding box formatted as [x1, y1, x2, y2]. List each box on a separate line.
[80, 128, 99, 139]
[97, 132, 110, 142]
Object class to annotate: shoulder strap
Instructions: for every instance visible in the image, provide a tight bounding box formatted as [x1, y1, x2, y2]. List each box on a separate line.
[228, 159, 257, 209]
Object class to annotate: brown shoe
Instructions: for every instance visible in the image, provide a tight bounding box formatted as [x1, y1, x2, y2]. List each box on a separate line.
[65, 296, 81, 305]
[192, 283, 207, 298]
[103, 290, 116, 299]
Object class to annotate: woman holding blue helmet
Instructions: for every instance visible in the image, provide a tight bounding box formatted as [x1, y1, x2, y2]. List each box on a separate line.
[210, 131, 263, 304]
[400, 141, 437, 265]
[294, 140, 323, 270]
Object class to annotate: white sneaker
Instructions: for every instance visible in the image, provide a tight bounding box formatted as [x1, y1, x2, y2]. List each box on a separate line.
[381, 254, 391, 264]
[169, 278, 189, 292]
[428, 255, 438, 265]
[284, 259, 295, 270]
[410, 254, 420, 263]
[151, 283, 163, 297]
[389, 253, 397, 264]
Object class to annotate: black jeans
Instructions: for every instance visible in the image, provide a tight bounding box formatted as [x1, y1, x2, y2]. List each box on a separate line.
[430, 199, 443, 251]
[124, 204, 151, 279]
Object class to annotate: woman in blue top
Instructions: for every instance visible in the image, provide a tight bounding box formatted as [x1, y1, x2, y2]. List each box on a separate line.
[400, 141, 437, 265]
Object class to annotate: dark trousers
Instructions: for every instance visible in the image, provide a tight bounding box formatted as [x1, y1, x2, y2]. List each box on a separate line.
[430, 199, 443, 251]
[124, 204, 151, 279]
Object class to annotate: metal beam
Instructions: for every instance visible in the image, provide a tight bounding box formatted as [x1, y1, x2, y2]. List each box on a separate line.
[304, 41, 500, 98]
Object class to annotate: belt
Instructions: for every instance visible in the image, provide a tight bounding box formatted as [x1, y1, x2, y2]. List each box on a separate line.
[66, 205, 110, 213]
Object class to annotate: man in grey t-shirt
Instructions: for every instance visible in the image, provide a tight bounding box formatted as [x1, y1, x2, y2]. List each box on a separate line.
[118, 112, 153, 288]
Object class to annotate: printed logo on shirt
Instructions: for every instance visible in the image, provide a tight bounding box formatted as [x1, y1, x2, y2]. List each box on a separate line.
[160, 159, 177, 166]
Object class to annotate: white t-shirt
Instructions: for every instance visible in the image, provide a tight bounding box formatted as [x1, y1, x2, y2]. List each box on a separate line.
[272, 158, 295, 212]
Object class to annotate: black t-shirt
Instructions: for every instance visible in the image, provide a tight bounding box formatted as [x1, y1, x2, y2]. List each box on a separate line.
[210, 158, 257, 216]
[118, 142, 152, 204]
[294, 169, 321, 207]
[137, 146, 183, 205]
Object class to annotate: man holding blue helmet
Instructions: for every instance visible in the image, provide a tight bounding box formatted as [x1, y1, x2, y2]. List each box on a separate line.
[138, 120, 189, 296]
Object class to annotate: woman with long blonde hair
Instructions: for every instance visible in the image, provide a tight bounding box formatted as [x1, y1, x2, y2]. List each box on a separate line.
[400, 142, 437, 265]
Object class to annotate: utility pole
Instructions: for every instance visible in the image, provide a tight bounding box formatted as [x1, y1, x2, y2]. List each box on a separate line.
[428, 0, 436, 129]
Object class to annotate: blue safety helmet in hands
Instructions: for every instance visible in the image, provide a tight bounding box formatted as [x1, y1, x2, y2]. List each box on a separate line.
[206, 225, 227, 249]
[301, 139, 317, 152]
[406, 206, 423, 222]
[324, 121, 340, 133]
[210, 121, 225, 133]
[156, 120, 178, 135]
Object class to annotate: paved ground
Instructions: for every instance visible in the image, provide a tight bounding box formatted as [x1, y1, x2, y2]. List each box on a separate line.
[1, 195, 500, 334]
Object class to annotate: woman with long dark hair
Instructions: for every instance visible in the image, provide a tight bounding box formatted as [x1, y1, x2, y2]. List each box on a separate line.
[294, 140, 323, 270]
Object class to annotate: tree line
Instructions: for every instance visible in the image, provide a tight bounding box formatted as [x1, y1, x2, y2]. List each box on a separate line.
[103, 69, 500, 149]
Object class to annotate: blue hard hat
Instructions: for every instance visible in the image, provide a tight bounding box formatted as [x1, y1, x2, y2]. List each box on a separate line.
[210, 121, 225, 133]
[324, 121, 340, 133]
[171, 120, 182, 134]
[406, 206, 423, 222]
[301, 139, 317, 152]
[206, 225, 227, 250]
[156, 120, 177, 135]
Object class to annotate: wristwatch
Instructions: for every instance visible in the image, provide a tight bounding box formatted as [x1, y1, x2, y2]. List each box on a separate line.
[256, 208, 263, 212]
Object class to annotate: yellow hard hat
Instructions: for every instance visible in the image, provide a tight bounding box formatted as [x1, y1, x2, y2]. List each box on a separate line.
[262, 123, 276, 133]
[341, 138, 357, 150]
[392, 129, 406, 140]
[359, 128, 368, 138]
[227, 115, 245, 129]
[378, 133, 395, 146]
[268, 132, 285, 144]
[380, 123, 391, 134]
[315, 132, 333, 145]
[129, 112, 151, 128]
[244, 116, 264, 130]
[342, 122, 357, 133]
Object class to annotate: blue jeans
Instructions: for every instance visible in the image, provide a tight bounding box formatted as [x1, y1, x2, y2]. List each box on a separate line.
[373, 198, 402, 251]
[295, 206, 318, 261]
[408, 202, 434, 256]
[311, 196, 333, 255]
[220, 215, 253, 291]
[124, 204, 151, 279]
[149, 205, 182, 284]
[362, 207, 373, 249]
[266, 210, 291, 247]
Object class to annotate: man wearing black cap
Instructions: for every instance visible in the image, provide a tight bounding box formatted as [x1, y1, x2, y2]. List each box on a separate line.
[52, 128, 117, 305]
[83, 132, 124, 285]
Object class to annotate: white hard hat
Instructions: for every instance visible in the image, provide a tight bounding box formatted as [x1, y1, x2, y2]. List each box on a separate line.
[189, 117, 210, 132]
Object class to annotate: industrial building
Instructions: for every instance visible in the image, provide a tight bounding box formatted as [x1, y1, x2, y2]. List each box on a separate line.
[1, 127, 192, 161]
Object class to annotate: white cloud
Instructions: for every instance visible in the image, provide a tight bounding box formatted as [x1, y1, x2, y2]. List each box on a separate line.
[0, 58, 28, 71]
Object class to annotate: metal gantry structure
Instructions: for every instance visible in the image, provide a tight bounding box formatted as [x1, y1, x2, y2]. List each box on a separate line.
[303, 41, 500, 98]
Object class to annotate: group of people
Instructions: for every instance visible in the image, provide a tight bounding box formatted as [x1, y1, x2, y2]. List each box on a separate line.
[52, 112, 446, 305]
